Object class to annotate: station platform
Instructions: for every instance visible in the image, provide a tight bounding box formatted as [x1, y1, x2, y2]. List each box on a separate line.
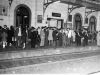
[0, 43, 99, 61]
[0, 43, 100, 74]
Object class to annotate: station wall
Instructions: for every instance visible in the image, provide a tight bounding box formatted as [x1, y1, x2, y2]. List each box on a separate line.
[0, 0, 100, 30]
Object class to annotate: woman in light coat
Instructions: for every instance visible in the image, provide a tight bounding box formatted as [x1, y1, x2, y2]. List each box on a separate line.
[40, 28, 45, 47]
[97, 31, 100, 47]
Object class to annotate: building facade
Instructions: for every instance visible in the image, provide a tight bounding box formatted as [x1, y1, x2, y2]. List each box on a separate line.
[0, 0, 100, 31]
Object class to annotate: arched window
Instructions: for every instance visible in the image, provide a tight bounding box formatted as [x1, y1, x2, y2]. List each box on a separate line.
[74, 14, 82, 31]
[89, 16, 96, 31]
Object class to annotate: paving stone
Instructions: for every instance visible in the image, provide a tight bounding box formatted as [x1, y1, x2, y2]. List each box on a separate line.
[0, 64, 4, 69]
[11, 61, 22, 68]
[53, 56, 62, 61]
[37, 58, 48, 63]
[46, 57, 56, 62]
[18, 60, 30, 66]
[30, 58, 42, 64]
[0, 62, 14, 69]
[60, 55, 68, 60]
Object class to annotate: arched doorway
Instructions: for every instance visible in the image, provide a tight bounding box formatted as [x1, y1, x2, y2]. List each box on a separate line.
[14, 4, 31, 29]
[74, 13, 82, 31]
[89, 16, 97, 43]
[89, 16, 96, 31]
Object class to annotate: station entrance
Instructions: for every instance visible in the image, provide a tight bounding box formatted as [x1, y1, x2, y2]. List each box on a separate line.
[14, 4, 31, 30]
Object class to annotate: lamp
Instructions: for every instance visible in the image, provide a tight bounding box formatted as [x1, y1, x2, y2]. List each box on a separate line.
[8, 0, 13, 9]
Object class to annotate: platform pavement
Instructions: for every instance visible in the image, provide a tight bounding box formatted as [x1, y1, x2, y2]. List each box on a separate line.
[0, 45, 99, 61]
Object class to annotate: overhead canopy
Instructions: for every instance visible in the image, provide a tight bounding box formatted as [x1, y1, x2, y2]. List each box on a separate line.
[52, 0, 100, 11]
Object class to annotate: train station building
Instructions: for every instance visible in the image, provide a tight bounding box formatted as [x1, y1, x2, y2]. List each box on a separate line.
[0, 0, 100, 31]
[1, 1, 100, 73]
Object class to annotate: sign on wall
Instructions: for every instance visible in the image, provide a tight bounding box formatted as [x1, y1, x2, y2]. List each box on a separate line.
[0, 5, 7, 16]
[37, 15, 42, 23]
[52, 12, 61, 17]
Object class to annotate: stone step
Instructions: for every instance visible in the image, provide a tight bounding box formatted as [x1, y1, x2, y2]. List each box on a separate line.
[0, 46, 99, 61]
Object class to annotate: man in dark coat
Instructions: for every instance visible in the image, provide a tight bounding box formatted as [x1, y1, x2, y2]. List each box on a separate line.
[76, 29, 82, 46]
[0, 26, 2, 45]
[31, 27, 37, 48]
[52, 28, 58, 48]
[84, 29, 88, 46]
[22, 27, 27, 49]
[7, 26, 13, 46]
[58, 29, 62, 46]
[44, 27, 49, 46]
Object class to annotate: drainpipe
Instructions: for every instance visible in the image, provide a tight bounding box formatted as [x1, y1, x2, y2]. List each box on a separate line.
[8, 1, 11, 27]
[35, 0, 37, 27]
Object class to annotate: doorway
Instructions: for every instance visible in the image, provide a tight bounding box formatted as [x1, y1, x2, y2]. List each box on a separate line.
[89, 16, 97, 43]
[74, 14, 82, 31]
[89, 16, 96, 31]
[14, 4, 31, 30]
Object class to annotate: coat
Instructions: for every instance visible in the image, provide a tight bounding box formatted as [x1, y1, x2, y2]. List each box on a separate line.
[1, 32, 8, 41]
[15, 27, 22, 37]
[97, 32, 100, 46]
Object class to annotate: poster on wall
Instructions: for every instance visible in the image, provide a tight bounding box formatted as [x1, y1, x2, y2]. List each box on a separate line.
[50, 19, 57, 27]
[0, 5, 7, 16]
[37, 15, 42, 23]
[57, 20, 61, 29]
[67, 23, 72, 29]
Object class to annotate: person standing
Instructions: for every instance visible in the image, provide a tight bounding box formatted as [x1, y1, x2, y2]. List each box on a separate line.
[82, 28, 86, 47]
[62, 29, 67, 47]
[67, 28, 72, 46]
[7, 26, 13, 46]
[72, 30, 76, 43]
[40, 27, 45, 47]
[44, 27, 49, 46]
[65, 29, 68, 46]
[53, 28, 58, 48]
[85, 30, 88, 46]
[22, 27, 27, 49]
[97, 31, 100, 47]
[76, 29, 82, 46]
[1, 29, 8, 49]
[35, 28, 39, 48]
[15, 25, 22, 48]
[0, 26, 2, 45]
[37, 27, 41, 43]
[58, 29, 62, 46]
[31, 27, 37, 48]
[11, 26, 15, 44]
[48, 27, 53, 46]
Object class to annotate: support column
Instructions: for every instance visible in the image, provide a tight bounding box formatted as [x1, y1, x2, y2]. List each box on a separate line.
[97, 11, 100, 31]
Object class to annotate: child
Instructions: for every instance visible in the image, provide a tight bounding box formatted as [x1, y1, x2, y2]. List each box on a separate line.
[1, 30, 8, 49]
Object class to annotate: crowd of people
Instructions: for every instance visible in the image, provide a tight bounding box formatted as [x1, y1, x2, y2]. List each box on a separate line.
[0, 25, 97, 49]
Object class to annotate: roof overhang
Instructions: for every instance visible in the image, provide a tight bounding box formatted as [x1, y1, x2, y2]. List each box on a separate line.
[52, 0, 100, 11]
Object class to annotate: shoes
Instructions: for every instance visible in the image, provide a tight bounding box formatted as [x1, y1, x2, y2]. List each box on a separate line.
[23, 47, 25, 49]
[9, 43, 12, 46]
